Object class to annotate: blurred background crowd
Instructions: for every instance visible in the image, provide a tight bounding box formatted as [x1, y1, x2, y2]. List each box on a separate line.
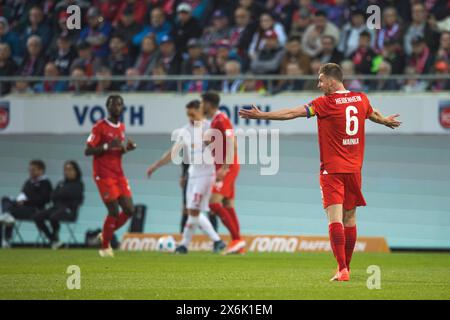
[0, 0, 449, 95]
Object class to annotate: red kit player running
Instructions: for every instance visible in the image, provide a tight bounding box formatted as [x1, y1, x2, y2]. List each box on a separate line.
[201, 92, 246, 254]
[85, 95, 137, 257]
[239, 63, 401, 281]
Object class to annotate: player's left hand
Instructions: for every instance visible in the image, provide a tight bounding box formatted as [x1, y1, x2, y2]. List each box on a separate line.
[384, 114, 402, 129]
[238, 105, 263, 119]
[125, 139, 137, 152]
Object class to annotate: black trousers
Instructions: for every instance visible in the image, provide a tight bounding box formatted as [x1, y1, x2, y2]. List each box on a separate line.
[1, 197, 37, 241]
[34, 206, 75, 242]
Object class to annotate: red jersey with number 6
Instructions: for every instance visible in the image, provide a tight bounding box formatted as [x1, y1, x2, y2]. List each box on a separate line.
[86, 119, 126, 179]
[307, 91, 374, 173]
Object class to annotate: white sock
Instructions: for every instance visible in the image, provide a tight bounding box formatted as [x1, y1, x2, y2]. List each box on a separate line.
[180, 215, 199, 247]
[198, 213, 221, 242]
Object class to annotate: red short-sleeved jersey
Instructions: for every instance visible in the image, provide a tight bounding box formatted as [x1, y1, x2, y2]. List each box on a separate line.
[87, 119, 126, 179]
[210, 111, 239, 170]
[308, 91, 374, 173]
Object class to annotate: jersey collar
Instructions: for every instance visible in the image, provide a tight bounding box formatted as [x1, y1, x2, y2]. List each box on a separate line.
[334, 90, 351, 94]
[105, 118, 121, 128]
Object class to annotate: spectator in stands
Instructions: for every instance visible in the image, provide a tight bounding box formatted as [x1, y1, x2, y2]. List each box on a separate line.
[0, 17, 22, 61]
[280, 35, 310, 75]
[95, 66, 117, 93]
[302, 58, 322, 90]
[404, 3, 440, 56]
[172, 3, 202, 53]
[34, 62, 68, 93]
[407, 35, 434, 74]
[17, 5, 53, 50]
[265, 0, 297, 34]
[79, 7, 112, 58]
[370, 61, 399, 91]
[184, 60, 210, 93]
[248, 12, 287, 59]
[0, 43, 18, 96]
[106, 34, 132, 78]
[289, 0, 315, 38]
[341, 59, 365, 91]
[229, 6, 256, 69]
[429, 60, 450, 91]
[351, 31, 376, 75]
[51, 10, 81, 50]
[238, 0, 265, 22]
[11, 81, 34, 94]
[374, 7, 403, 54]
[250, 30, 285, 75]
[49, 33, 78, 76]
[19, 35, 47, 77]
[68, 67, 95, 92]
[239, 75, 267, 94]
[121, 67, 146, 92]
[302, 10, 340, 57]
[134, 35, 160, 76]
[114, 0, 148, 26]
[402, 65, 428, 92]
[201, 10, 232, 50]
[157, 35, 182, 75]
[325, 0, 349, 28]
[147, 63, 176, 92]
[115, 5, 142, 55]
[0, 160, 52, 248]
[338, 9, 375, 58]
[208, 40, 233, 88]
[70, 41, 101, 77]
[274, 61, 305, 93]
[436, 31, 450, 62]
[132, 7, 172, 46]
[381, 39, 406, 74]
[96, 0, 123, 23]
[222, 60, 243, 94]
[317, 35, 343, 64]
[34, 160, 83, 249]
[181, 38, 208, 75]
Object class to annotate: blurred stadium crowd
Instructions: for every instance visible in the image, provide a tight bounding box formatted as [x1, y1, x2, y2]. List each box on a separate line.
[0, 0, 449, 95]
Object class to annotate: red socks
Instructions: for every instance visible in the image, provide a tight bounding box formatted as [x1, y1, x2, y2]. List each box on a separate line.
[344, 225, 357, 270]
[329, 222, 347, 271]
[209, 203, 240, 240]
[115, 212, 130, 230]
[102, 215, 117, 249]
[226, 207, 240, 236]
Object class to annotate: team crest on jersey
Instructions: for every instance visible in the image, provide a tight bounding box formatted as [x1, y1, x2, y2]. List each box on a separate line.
[439, 101, 450, 129]
[0, 101, 10, 130]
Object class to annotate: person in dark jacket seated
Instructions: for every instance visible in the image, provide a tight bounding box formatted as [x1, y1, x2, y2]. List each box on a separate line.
[34, 161, 84, 249]
[0, 160, 52, 248]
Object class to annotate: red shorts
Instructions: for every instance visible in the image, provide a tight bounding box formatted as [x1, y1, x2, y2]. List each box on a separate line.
[212, 164, 239, 199]
[95, 176, 132, 203]
[319, 172, 366, 210]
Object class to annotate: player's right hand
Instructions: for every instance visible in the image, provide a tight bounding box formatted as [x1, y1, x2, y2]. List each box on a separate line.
[146, 164, 158, 178]
[384, 114, 402, 129]
[238, 104, 263, 119]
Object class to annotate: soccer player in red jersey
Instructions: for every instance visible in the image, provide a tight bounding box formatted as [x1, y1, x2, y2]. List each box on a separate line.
[239, 63, 401, 281]
[85, 95, 137, 257]
[201, 92, 246, 254]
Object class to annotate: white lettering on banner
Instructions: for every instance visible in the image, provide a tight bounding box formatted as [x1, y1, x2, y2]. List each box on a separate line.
[1, 93, 449, 134]
[249, 237, 298, 252]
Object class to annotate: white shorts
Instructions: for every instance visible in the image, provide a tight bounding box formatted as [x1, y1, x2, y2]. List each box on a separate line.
[186, 175, 215, 212]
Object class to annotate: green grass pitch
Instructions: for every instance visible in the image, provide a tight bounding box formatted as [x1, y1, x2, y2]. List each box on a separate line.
[0, 249, 449, 300]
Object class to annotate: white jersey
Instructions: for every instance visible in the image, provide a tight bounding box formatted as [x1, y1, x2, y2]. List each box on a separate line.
[177, 120, 215, 179]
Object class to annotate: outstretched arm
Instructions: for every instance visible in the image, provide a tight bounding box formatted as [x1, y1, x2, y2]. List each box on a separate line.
[146, 142, 183, 178]
[239, 104, 308, 121]
[368, 109, 402, 129]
